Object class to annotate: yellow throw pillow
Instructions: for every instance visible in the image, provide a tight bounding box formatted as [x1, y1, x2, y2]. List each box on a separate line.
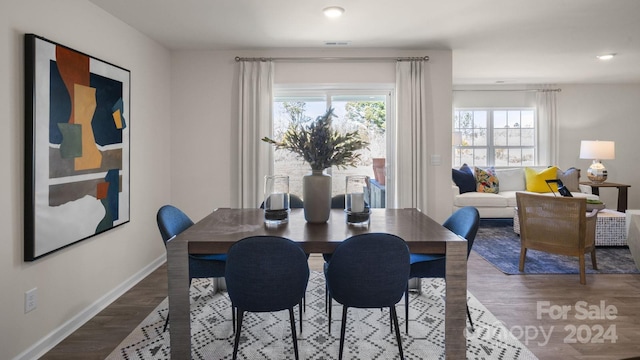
[525, 167, 559, 193]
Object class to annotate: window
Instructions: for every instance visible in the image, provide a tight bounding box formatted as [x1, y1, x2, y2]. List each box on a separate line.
[273, 88, 391, 207]
[453, 108, 536, 167]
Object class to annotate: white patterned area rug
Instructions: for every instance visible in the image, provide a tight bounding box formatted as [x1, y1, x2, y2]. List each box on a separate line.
[107, 272, 537, 360]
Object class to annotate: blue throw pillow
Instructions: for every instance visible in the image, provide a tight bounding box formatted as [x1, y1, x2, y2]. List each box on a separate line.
[452, 164, 476, 194]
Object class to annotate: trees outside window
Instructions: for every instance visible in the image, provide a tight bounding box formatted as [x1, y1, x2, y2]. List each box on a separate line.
[273, 90, 390, 202]
[453, 108, 535, 167]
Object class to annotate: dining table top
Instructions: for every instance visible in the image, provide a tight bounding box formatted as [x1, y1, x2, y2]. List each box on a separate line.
[178, 207, 464, 255]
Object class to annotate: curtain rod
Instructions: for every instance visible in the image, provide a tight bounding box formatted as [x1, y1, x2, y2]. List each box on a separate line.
[453, 88, 561, 92]
[235, 56, 429, 62]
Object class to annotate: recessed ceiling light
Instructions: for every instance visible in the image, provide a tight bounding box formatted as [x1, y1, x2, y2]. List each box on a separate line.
[596, 54, 615, 61]
[323, 6, 345, 18]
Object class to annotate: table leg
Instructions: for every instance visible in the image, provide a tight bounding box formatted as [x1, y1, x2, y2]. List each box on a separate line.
[168, 239, 191, 359]
[445, 240, 467, 359]
[618, 187, 628, 212]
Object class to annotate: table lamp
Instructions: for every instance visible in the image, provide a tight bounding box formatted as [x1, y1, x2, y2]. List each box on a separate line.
[579, 140, 615, 183]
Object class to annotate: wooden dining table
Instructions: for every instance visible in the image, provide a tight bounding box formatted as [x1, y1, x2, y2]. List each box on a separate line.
[167, 208, 468, 359]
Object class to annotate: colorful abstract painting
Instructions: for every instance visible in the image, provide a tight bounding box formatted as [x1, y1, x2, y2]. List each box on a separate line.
[24, 34, 130, 261]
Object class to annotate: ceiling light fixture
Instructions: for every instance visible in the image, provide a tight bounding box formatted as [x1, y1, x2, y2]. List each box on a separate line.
[323, 6, 345, 18]
[596, 54, 615, 61]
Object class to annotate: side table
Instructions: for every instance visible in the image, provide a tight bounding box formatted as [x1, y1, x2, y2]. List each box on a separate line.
[580, 182, 631, 212]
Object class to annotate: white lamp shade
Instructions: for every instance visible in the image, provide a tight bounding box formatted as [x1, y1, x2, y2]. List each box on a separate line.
[579, 140, 615, 160]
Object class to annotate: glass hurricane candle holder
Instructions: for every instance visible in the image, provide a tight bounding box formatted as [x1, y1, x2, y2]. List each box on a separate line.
[345, 175, 371, 225]
[264, 175, 290, 225]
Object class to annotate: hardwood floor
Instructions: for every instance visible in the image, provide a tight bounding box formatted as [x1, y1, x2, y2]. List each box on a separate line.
[42, 252, 640, 359]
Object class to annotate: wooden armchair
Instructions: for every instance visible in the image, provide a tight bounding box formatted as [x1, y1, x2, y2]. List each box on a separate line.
[516, 192, 598, 284]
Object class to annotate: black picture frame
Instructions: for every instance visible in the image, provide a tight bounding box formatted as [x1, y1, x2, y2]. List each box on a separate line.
[24, 34, 131, 261]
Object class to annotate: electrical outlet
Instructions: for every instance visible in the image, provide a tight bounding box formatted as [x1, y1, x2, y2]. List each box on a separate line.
[25, 288, 37, 313]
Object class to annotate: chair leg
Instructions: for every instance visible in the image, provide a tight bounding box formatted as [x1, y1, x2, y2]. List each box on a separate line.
[299, 300, 303, 333]
[579, 254, 586, 285]
[591, 249, 598, 270]
[404, 286, 409, 334]
[328, 296, 332, 334]
[519, 247, 527, 271]
[466, 304, 474, 332]
[289, 308, 300, 360]
[390, 306, 404, 360]
[338, 306, 348, 360]
[232, 309, 244, 360]
[163, 313, 170, 332]
[389, 309, 392, 333]
[232, 305, 236, 333]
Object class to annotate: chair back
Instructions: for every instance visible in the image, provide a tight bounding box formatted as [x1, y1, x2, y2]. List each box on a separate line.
[156, 205, 194, 244]
[259, 194, 304, 209]
[225, 236, 309, 312]
[331, 194, 346, 209]
[443, 206, 480, 257]
[326, 233, 410, 308]
[516, 192, 595, 255]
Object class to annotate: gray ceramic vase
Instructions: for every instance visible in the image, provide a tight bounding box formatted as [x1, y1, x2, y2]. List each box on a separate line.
[302, 170, 332, 223]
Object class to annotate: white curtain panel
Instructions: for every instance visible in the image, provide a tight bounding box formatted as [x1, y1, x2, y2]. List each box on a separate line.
[237, 60, 274, 208]
[536, 87, 559, 166]
[395, 60, 430, 212]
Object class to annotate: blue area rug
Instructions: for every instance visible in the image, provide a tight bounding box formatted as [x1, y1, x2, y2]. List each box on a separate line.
[473, 219, 640, 275]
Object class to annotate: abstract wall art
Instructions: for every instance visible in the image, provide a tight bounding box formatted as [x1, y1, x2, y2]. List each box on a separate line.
[24, 34, 130, 261]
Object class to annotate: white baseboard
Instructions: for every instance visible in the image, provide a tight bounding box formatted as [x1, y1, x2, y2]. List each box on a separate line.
[13, 255, 166, 360]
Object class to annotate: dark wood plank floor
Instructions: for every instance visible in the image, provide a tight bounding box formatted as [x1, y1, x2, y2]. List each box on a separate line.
[42, 251, 640, 359]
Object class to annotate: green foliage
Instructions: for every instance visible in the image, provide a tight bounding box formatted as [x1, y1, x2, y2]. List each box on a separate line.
[282, 101, 311, 125]
[345, 101, 386, 133]
[262, 108, 369, 171]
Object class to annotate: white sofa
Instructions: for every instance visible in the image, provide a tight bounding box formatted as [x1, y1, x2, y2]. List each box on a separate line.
[452, 167, 600, 218]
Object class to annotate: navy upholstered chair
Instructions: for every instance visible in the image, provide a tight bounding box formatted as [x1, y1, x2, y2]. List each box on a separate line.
[325, 233, 410, 360]
[405, 206, 480, 333]
[259, 194, 308, 313]
[259, 193, 304, 209]
[330, 194, 346, 209]
[225, 236, 309, 360]
[156, 205, 228, 332]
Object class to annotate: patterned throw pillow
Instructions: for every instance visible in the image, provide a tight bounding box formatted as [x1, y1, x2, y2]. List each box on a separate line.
[452, 163, 476, 194]
[475, 166, 499, 193]
[525, 166, 559, 192]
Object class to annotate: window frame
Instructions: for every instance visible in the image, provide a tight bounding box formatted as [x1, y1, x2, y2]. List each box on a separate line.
[453, 107, 537, 167]
[273, 84, 395, 205]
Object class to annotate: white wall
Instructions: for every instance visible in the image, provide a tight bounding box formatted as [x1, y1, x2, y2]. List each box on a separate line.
[0, 1, 172, 359]
[170, 49, 454, 222]
[558, 84, 640, 210]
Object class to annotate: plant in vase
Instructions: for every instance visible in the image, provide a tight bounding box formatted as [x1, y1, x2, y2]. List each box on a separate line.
[262, 108, 368, 223]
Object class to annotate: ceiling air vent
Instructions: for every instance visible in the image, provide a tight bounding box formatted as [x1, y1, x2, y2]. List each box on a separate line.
[324, 41, 351, 46]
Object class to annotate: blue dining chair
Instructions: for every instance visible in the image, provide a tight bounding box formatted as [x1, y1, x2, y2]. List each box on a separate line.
[259, 193, 304, 209]
[259, 193, 308, 315]
[404, 206, 480, 333]
[225, 236, 309, 360]
[156, 205, 228, 332]
[325, 233, 410, 360]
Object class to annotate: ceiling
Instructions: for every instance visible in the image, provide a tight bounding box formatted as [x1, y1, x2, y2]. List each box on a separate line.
[88, 0, 640, 85]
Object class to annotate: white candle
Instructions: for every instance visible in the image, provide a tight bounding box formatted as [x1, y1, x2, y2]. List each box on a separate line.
[350, 193, 365, 212]
[270, 193, 285, 210]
